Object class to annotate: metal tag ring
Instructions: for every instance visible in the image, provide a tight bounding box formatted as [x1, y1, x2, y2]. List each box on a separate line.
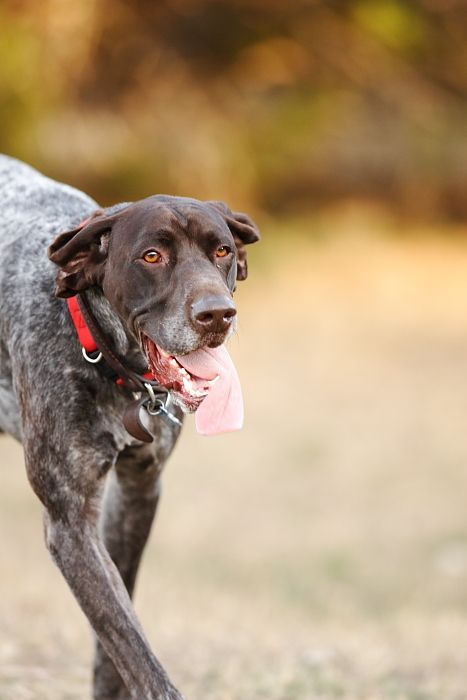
[146, 399, 165, 416]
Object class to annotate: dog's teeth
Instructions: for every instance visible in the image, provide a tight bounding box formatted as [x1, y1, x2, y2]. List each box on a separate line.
[178, 373, 210, 399]
[169, 358, 178, 367]
[180, 368, 189, 377]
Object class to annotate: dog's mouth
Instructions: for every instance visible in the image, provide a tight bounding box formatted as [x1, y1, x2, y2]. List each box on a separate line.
[141, 335, 218, 411]
[141, 334, 244, 435]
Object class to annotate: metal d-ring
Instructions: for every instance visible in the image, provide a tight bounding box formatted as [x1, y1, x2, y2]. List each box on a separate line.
[144, 382, 166, 415]
[144, 382, 158, 408]
[82, 347, 103, 364]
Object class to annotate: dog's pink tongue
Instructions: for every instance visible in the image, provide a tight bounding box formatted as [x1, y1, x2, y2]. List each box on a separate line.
[175, 345, 243, 436]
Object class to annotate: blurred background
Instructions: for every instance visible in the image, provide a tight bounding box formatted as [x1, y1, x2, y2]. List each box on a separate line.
[1, 1, 467, 698]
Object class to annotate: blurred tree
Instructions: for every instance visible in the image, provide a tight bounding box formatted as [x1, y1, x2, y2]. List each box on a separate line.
[0, 0, 466, 221]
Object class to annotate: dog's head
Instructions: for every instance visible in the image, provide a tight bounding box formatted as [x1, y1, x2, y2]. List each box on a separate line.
[48, 195, 259, 410]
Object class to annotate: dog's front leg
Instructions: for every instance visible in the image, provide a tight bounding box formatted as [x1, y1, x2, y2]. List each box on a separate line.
[24, 433, 183, 700]
[93, 442, 172, 700]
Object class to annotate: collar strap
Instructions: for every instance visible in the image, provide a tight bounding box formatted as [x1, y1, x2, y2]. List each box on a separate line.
[67, 295, 98, 354]
[66, 294, 156, 392]
[66, 294, 182, 442]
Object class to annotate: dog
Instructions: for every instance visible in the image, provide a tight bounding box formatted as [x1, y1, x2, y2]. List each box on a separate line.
[0, 155, 259, 699]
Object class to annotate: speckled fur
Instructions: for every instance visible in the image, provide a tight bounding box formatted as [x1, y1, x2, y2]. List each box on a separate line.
[0, 155, 259, 700]
[0, 156, 184, 700]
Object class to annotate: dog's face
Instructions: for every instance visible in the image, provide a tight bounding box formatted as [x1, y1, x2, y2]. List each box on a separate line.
[49, 195, 259, 409]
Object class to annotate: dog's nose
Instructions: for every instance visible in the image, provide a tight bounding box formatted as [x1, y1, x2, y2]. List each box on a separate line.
[192, 295, 237, 334]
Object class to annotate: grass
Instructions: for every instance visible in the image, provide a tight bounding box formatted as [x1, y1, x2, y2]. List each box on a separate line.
[2, 219, 467, 698]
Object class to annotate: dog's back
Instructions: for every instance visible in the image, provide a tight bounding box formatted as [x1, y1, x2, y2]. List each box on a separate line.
[0, 156, 96, 439]
[0, 155, 96, 251]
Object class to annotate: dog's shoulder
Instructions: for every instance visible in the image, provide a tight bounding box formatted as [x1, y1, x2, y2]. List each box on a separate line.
[0, 155, 98, 233]
[0, 156, 98, 332]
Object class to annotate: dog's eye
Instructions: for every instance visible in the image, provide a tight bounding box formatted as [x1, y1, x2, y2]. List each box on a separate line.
[215, 245, 230, 258]
[143, 250, 162, 264]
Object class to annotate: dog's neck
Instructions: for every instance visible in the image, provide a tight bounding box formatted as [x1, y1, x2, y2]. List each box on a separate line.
[85, 287, 149, 374]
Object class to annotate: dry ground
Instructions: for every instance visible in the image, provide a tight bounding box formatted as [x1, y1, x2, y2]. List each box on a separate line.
[2, 213, 467, 699]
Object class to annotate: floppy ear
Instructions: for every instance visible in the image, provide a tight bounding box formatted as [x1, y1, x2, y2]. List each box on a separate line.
[207, 201, 260, 281]
[48, 210, 115, 298]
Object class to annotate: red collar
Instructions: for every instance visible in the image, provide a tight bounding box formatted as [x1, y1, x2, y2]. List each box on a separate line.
[66, 295, 182, 440]
[67, 296, 98, 354]
[66, 296, 153, 384]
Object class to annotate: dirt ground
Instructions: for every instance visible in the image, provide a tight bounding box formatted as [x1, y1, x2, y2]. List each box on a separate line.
[2, 217, 467, 699]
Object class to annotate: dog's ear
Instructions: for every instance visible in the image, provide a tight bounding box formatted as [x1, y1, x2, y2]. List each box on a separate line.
[207, 201, 260, 281]
[48, 210, 116, 298]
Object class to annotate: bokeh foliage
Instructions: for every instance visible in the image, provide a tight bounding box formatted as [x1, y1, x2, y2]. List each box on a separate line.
[1, 0, 466, 220]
